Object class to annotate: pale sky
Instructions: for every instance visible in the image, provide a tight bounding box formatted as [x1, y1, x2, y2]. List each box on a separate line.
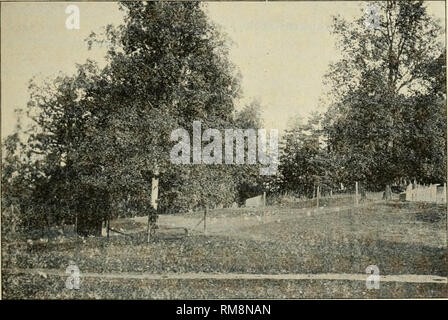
[1, 1, 445, 138]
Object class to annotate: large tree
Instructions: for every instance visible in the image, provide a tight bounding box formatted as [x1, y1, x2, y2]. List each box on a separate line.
[3, 2, 248, 235]
[323, 0, 445, 191]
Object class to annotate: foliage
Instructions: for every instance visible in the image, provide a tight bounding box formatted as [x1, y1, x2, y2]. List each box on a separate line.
[323, 0, 446, 189]
[278, 112, 336, 197]
[2, 2, 262, 233]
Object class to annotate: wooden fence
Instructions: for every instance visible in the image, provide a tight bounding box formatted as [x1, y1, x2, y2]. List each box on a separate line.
[404, 183, 446, 203]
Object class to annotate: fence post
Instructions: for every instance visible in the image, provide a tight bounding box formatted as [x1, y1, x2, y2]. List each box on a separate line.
[75, 213, 78, 235]
[316, 186, 320, 208]
[203, 205, 207, 234]
[355, 181, 359, 206]
[147, 167, 159, 243]
[444, 183, 447, 203]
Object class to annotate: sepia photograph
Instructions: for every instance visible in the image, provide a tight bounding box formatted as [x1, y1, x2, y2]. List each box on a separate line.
[1, 0, 446, 301]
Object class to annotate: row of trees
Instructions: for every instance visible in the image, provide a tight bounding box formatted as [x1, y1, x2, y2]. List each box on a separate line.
[1, 1, 446, 235]
[275, 1, 446, 197]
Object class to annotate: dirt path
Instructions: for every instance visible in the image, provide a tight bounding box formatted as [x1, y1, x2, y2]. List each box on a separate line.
[4, 268, 446, 284]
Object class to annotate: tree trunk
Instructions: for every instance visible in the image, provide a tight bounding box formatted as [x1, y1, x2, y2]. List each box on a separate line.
[383, 184, 392, 200]
[106, 217, 110, 239]
[76, 211, 102, 236]
[203, 205, 207, 234]
[360, 188, 367, 201]
[74, 186, 109, 237]
[147, 168, 159, 243]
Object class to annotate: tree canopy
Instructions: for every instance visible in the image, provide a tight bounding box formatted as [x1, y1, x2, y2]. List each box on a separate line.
[323, 0, 446, 189]
[2, 2, 260, 234]
[276, 1, 445, 196]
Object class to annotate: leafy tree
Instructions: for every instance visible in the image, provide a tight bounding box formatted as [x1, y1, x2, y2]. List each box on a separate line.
[1, 113, 35, 233]
[402, 52, 446, 184]
[324, 0, 445, 192]
[233, 100, 266, 204]
[2, 2, 252, 235]
[278, 112, 336, 198]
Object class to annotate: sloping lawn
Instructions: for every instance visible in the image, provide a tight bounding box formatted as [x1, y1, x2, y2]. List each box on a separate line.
[2, 201, 446, 298]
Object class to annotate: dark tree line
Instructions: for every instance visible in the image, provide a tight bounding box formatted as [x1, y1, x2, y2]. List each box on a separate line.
[2, 2, 262, 235]
[275, 1, 445, 196]
[1, 1, 445, 236]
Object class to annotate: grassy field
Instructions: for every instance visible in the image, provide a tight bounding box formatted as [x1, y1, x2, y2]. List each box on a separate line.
[2, 200, 447, 299]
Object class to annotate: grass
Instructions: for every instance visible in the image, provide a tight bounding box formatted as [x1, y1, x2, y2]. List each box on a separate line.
[3, 276, 447, 299]
[2, 200, 447, 299]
